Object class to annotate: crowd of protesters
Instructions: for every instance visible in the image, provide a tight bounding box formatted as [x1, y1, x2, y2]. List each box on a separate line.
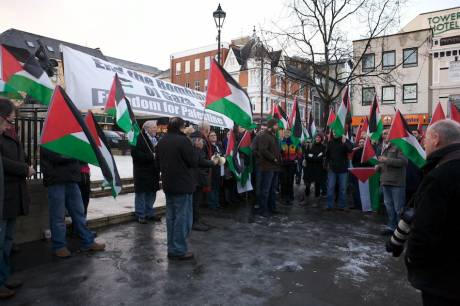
[1, 95, 460, 304]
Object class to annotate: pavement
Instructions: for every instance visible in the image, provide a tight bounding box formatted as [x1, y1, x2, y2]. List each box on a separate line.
[5, 185, 421, 306]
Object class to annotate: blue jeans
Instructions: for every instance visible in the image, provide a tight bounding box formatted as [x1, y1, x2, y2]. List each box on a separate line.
[382, 185, 406, 230]
[327, 171, 348, 209]
[47, 183, 95, 251]
[135, 191, 156, 219]
[207, 182, 220, 209]
[165, 193, 193, 256]
[257, 170, 278, 213]
[0, 218, 16, 287]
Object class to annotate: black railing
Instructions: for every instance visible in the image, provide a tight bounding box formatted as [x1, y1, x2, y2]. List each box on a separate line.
[16, 106, 47, 180]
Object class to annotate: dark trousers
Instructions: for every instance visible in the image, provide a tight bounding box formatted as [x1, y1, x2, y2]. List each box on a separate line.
[422, 291, 459, 306]
[280, 163, 296, 201]
[193, 189, 205, 224]
[350, 174, 362, 209]
[78, 173, 91, 216]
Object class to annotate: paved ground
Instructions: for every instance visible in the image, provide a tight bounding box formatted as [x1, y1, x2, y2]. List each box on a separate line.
[6, 189, 420, 306]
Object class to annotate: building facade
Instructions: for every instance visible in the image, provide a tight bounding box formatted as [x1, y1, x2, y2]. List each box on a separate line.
[170, 44, 230, 92]
[170, 35, 311, 125]
[351, 6, 460, 127]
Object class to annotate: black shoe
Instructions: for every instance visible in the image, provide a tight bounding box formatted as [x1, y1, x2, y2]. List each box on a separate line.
[192, 223, 210, 231]
[259, 211, 270, 218]
[147, 215, 162, 222]
[138, 217, 147, 224]
[381, 229, 394, 236]
[5, 279, 22, 290]
[168, 251, 194, 261]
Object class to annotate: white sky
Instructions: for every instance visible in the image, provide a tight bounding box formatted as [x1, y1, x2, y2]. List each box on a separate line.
[0, 0, 458, 71]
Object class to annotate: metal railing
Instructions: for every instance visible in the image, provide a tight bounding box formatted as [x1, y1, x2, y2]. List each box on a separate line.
[16, 106, 47, 180]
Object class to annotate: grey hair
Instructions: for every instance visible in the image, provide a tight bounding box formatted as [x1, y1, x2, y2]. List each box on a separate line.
[198, 121, 211, 132]
[429, 119, 460, 145]
[142, 120, 157, 130]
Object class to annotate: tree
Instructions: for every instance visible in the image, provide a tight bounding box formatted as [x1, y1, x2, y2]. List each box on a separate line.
[264, 0, 409, 127]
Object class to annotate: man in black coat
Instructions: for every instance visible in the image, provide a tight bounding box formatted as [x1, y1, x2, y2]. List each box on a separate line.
[157, 117, 199, 260]
[405, 119, 460, 305]
[0, 99, 33, 299]
[131, 120, 161, 224]
[325, 131, 353, 210]
[304, 134, 327, 199]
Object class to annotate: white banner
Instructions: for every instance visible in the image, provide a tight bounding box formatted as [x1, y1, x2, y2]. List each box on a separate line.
[62, 46, 232, 128]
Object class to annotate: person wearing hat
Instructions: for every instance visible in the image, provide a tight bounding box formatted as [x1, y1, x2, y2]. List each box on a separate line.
[254, 118, 281, 217]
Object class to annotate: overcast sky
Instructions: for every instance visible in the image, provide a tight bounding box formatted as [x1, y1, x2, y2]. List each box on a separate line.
[0, 0, 458, 71]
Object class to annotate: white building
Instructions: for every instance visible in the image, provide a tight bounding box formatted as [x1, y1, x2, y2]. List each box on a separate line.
[352, 6, 460, 128]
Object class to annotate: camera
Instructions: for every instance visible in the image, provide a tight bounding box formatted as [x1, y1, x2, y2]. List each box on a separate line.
[386, 207, 415, 257]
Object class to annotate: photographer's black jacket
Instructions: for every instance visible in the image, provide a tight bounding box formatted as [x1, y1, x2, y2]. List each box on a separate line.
[406, 143, 460, 301]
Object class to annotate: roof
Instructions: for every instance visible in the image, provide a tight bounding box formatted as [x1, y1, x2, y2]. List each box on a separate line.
[419, 6, 460, 15]
[231, 36, 282, 70]
[0, 28, 106, 60]
[106, 56, 162, 76]
[154, 69, 170, 79]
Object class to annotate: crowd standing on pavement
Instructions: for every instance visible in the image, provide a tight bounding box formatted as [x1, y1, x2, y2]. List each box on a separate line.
[1, 95, 460, 304]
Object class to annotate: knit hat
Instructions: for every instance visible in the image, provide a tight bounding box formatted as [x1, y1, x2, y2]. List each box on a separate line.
[267, 118, 278, 129]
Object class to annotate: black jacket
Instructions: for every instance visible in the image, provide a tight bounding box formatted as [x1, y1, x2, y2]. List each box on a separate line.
[303, 142, 326, 182]
[157, 131, 199, 194]
[406, 143, 460, 301]
[0, 134, 30, 218]
[210, 142, 224, 184]
[40, 147, 81, 187]
[326, 138, 353, 173]
[131, 131, 160, 193]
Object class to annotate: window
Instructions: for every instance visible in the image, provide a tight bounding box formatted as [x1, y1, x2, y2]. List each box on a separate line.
[434, 40, 439, 45]
[299, 85, 305, 97]
[287, 102, 293, 115]
[362, 53, 375, 72]
[403, 48, 418, 67]
[287, 81, 292, 94]
[403, 84, 417, 103]
[381, 86, 395, 104]
[185, 61, 190, 74]
[205, 56, 211, 70]
[25, 40, 34, 48]
[446, 51, 451, 57]
[382, 51, 395, 68]
[440, 52, 445, 57]
[299, 106, 305, 120]
[263, 97, 269, 112]
[194, 80, 200, 91]
[46, 45, 54, 52]
[434, 53, 439, 58]
[276, 76, 281, 91]
[362, 87, 375, 106]
[204, 79, 208, 91]
[194, 58, 200, 72]
[251, 98, 256, 111]
[453, 50, 458, 56]
[175, 62, 182, 75]
[185, 82, 190, 88]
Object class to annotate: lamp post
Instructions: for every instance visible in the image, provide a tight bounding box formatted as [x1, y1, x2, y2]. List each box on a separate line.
[213, 4, 226, 65]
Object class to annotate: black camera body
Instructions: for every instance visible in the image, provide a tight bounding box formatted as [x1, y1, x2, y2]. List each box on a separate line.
[386, 207, 415, 257]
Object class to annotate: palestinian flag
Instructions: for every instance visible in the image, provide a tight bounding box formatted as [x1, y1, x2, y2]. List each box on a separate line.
[448, 101, 460, 123]
[205, 60, 255, 129]
[85, 111, 122, 197]
[348, 167, 380, 212]
[290, 98, 303, 145]
[225, 130, 252, 186]
[368, 94, 383, 141]
[308, 111, 317, 139]
[40, 86, 116, 193]
[361, 136, 378, 166]
[356, 117, 369, 143]
[388, 110, 426, 168]
[272, 103, 288, 129]
[326, 107, 336, 127]
[0, 45, 53, 104]
[330, 86, 351, 137]
[105, 73, 140, 145]
[429, 102, 445, 126]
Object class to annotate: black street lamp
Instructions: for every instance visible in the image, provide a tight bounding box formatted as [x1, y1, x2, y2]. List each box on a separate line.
[213, 3, 226, 65]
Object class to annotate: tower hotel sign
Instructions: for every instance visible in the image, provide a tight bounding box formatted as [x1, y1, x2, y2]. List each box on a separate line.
[428, 10, 460, 35]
